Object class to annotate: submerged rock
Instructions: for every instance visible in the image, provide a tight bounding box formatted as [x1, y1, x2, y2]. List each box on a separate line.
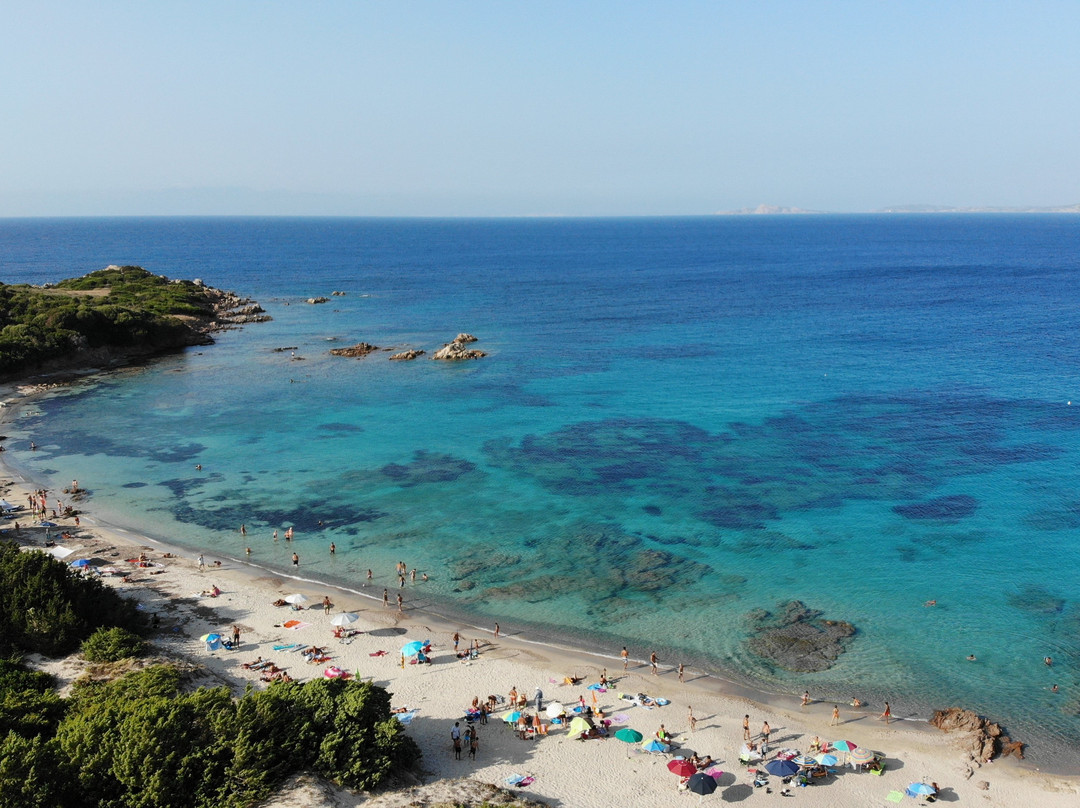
[746, 600, 856, 672]
[329, 342, 380, 358]
[306, 296, 329, 304]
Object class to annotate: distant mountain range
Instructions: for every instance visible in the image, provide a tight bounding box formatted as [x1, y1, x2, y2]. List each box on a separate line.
[715, 203, 1080, 215]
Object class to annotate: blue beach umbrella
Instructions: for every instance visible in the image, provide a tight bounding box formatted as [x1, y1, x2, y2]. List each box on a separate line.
[69, 559, 92, 567]
[199, 633, 222, 642]
[642, 738, 670, 753]
[907, 783, 936, 797]
[764, 759, 800, 778]
[502, 710, 522, 723]
[401, 640, 424, 656]
[815, 752, 839, 766]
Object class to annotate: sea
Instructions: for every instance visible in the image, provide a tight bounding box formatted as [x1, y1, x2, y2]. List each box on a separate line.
[1, 215, 1079, 765]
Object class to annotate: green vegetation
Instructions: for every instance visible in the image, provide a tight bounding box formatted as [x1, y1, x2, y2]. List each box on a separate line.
[0, 266, 220, 378]
[0, 545, 421, 806]
[0, 541, 143, 656]
[81, 626, 147, 662]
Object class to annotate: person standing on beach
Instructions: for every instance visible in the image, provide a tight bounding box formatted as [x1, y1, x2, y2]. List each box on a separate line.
[688, 706, 696, 733]
[383, 588, 389, 607]
[494, 622, 500, 639]
[453, 632, 460, 652]
[650, 651, 658, 675]
[880, 702, 891, 724]
[830, 705, 840, 725]
[802, 691, 810, 707]
[678, 662, 685, 683]
[396, 593, 403, 612]
[743, 714, 750, 740]
[761, 721, 770, 744]
[292, 553, 299, 567]
[451, 722, 461, 759]
[198, 553, 205, 572]
[322, 596, 332, 615]
[621, 646, 629, 670]
[232, 625, 240, 648]
[469, 730, 478, 760]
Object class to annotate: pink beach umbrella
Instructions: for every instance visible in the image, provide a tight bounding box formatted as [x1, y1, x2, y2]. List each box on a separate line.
[830, 740, 857, 752]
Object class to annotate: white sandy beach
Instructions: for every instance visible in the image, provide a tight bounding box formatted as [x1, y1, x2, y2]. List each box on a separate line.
[1, 438, 1078, 808]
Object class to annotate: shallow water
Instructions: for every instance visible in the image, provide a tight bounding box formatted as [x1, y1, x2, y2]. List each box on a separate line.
[2, 215, 1079, 764]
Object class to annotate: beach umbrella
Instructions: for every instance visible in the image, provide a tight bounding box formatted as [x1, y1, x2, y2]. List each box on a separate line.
[284, 593, 307, 605]
[199, 633, 222, 642]
[330, 612, 359, 626]
[69, 559, 93, 567]
[668, 759, 697, 777]
[641, 738, 670, 753]
[907, 783, 937, 796]
[815, 752, 839, 766]
[764, 759, 800, 778]
[568, 717, 591, 736]
[401, 640, 424, 656]
[615, 728, 643, 744]
[501, 710, 521, 724]
[830, 740, 857, 752]
[793, 755, 817, 767]
[687, 772, 718, 803]
[545, 702, 566, 719]
[849, 747, 876, 765]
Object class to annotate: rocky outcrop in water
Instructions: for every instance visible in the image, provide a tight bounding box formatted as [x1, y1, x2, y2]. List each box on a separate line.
[329, 343, 380, 358]
[930, 707, 1024, 762]
[432, 334, 486, 361]
[389, 350, 425, 361]
[306, 297, 329, 304]
[746, 600, 856, 672]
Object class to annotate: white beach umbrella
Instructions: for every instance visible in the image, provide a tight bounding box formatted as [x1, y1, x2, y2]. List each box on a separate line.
[284, 593, 308, 605]
[545, 702, 566, 719]
[330, 612, 359, 626]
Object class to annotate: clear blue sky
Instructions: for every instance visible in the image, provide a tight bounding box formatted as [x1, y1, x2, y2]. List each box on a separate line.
[2, 1, 1078, 216]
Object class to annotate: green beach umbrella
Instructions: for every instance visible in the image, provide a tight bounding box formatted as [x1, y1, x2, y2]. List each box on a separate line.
[568, 716, 590, 736]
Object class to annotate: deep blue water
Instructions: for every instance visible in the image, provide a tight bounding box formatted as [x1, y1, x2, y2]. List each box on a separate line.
[2, 216, 1079, 762]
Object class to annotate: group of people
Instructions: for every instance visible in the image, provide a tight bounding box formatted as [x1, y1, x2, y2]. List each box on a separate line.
[450, 721, 480, 760]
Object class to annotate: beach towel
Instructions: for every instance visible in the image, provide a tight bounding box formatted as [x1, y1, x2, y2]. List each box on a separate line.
[369, 650, 388, 656]
[394, 710, 419, 724]
[284, 620, 311, 630]
[517, 776, 535, 787]
[273, 643, 300, 651]
[885, 791, 904, 803]
[586, 683, 606, 691]
[504, 775, 526, 786]
[612, 713, 630, 724]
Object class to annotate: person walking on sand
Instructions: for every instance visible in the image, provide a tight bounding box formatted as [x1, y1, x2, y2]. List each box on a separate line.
[323, 596, 332, 615]
[880, 702, 891, 724]
[830, 705, 840, 725]
[197, 553, 205, 572]
[650, 651, 658, 675]
[743, 714, 750, 740]
[688, 706, 697, 733]
[383, 588, 389, 607]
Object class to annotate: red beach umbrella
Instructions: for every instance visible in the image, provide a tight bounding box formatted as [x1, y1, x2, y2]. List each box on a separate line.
[668, 759, 698, 777]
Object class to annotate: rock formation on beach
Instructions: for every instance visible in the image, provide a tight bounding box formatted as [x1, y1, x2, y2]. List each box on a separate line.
[746, 600, 856, 672]
[432, 333, 486, 361]
[930, 707, 1025, 762]
[329, 342, 381, 358]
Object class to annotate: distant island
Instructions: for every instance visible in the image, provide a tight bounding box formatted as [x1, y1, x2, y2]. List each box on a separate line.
[0, 266, 268, 381]
[715, 202, 1080, 215]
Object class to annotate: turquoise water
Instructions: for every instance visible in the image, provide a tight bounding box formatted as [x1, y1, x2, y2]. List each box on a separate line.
[2, 216, 1079, 763]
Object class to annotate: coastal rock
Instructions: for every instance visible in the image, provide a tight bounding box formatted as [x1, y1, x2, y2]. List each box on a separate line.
[329, 342, 380, 358]
[930, 707, 1023, 761]
[432, 334, 486, 361]
[746, 600, 856, 672]
[389, 349, 425, 361]
[306, 297, 329, 304]
[331, 291, 346, 296]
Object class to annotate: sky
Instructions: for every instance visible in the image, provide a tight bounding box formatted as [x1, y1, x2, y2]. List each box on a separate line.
[1, 1, 1078, 216]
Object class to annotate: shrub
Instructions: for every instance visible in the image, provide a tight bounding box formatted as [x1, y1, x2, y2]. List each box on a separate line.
[81, 626, 147, 662]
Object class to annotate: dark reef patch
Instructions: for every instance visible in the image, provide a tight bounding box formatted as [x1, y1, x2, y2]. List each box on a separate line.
[380, 451, 479, 487]
[1006, 585, 1066, 615]
[317, 422, 365, 433]
[894, 494, 977, 521]
[121, 482, 148, 489]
